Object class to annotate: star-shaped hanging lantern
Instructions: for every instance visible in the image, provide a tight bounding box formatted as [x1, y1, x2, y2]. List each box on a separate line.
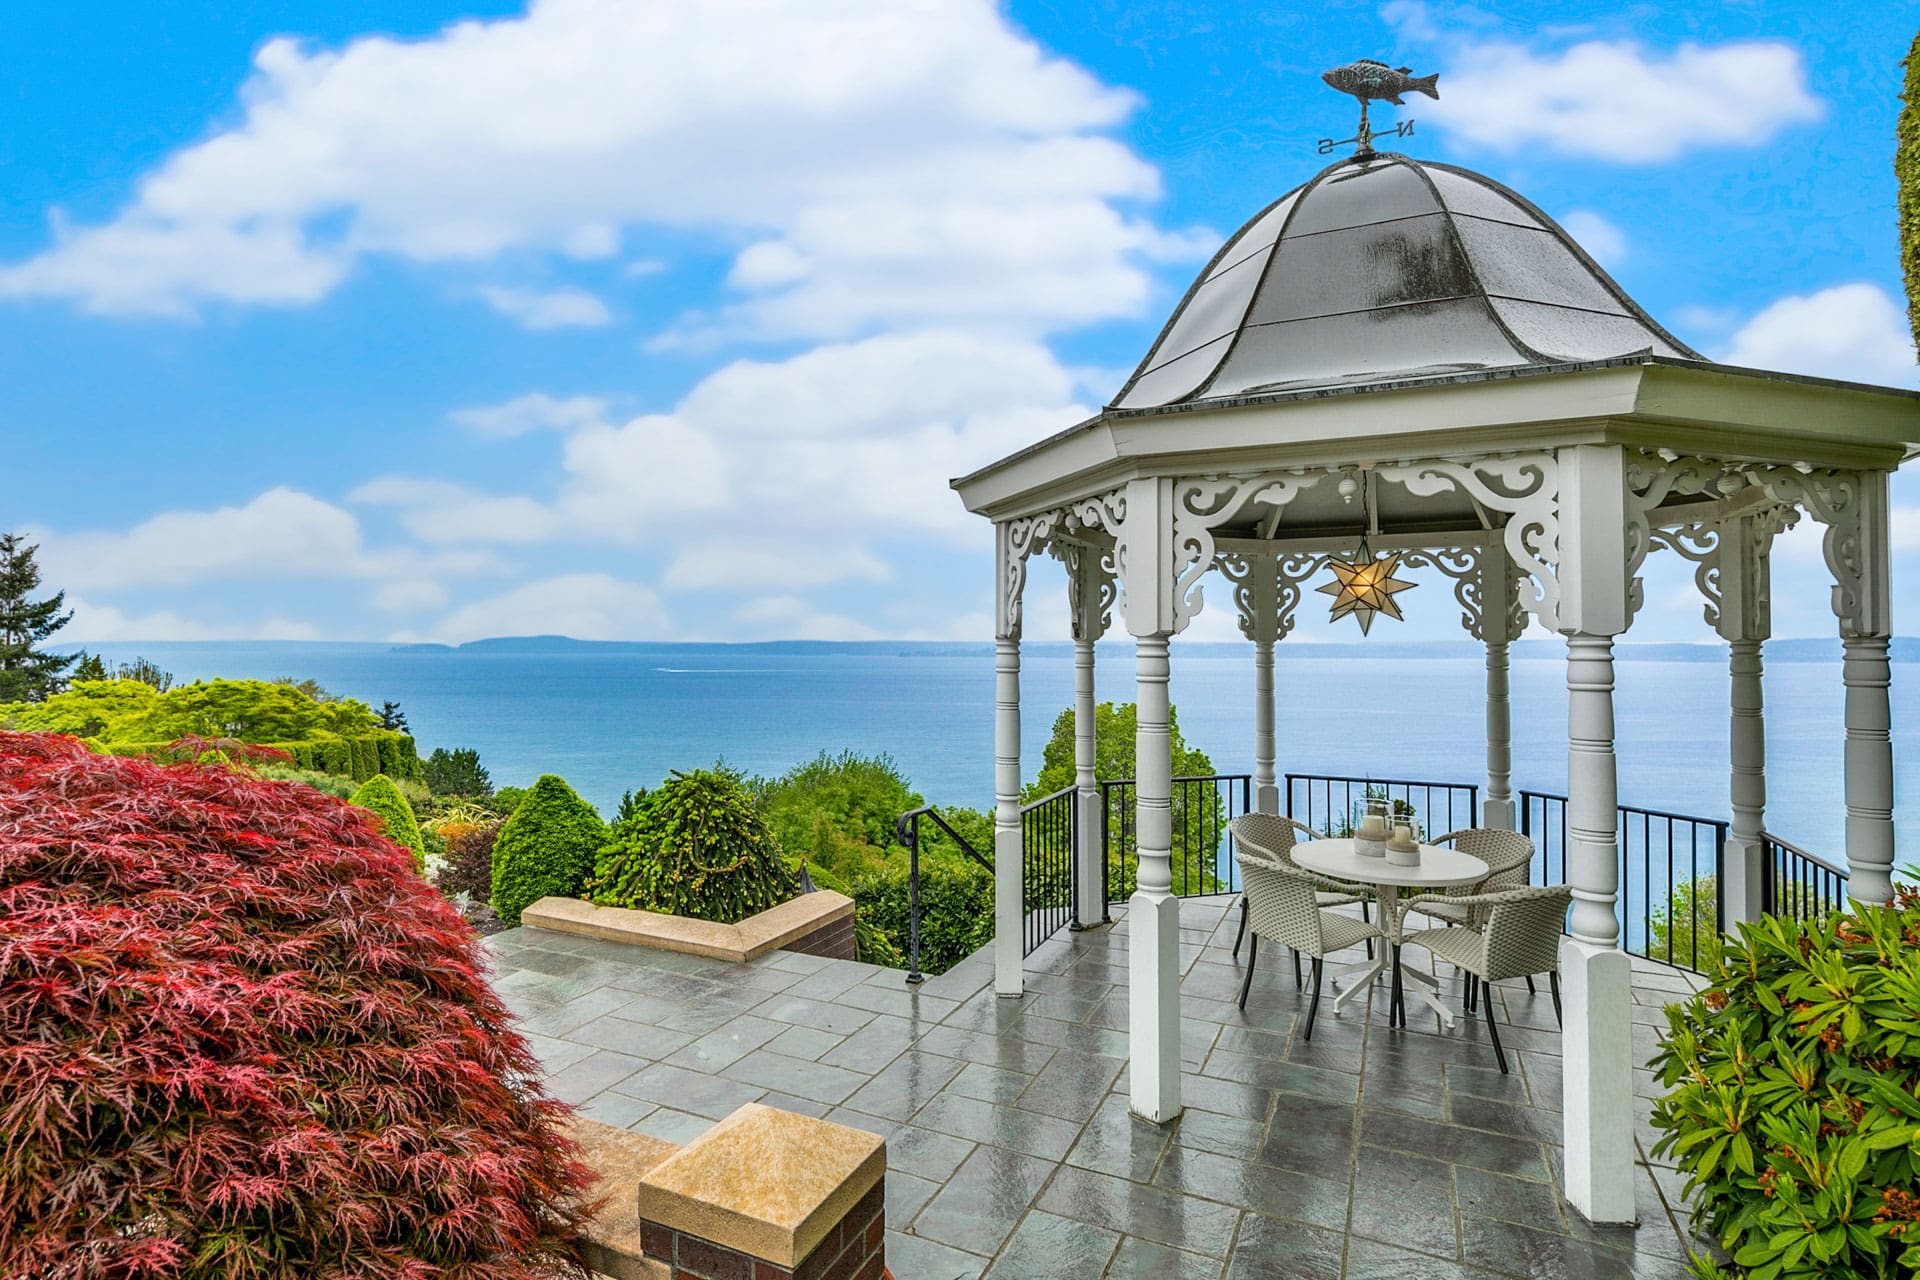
[1316, 546, 1416, 634]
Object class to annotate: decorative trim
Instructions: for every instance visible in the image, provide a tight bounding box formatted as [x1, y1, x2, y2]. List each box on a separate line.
[1171, 472, 1323, 633]
[1376, 454, 1561, 628]
[1645, 524, 1722, 632]
[997, 486, 1126, 641]
[1061, 540, 1118, 643]
[1399, 546, 1487, 640]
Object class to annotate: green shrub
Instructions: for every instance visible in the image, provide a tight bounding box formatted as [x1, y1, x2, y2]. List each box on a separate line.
[490, 775, 607, 927]
[795, 859, 903, 968]
[250, 763, 356, 799]
[590, 769, 794, 924]
[425, 746, 493, 796]
[852, 859, 996, 975]
[349, 773, 425, 871]
[754, 751, 922, 883]
[1649, 885, 1920, 1280]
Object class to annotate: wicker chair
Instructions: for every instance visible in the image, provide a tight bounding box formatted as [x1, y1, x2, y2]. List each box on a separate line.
[1228, 814, 1374, 966]
[1234, 857, 1384, 1039]
[1400, 884, 1572, 1073]
[1406, 826, 1538, 992]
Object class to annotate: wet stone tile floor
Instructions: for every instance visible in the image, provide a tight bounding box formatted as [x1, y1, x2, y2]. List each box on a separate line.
[483, 896, 1710, 1279]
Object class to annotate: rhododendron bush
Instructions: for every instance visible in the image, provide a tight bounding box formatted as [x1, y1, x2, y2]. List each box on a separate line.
[0, 731, 596, 1279]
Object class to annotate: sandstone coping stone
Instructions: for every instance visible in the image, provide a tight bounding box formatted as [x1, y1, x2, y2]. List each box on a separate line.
[564, 1116, 680, 1280]
[522, 891, 854, 963]
[634, 1103, 886, 1269]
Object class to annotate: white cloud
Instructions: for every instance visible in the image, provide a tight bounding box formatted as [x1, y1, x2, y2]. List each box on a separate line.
[1557, 210, 1626, 267]
[400, 572, 670, 644]
[661, 544, 893, 592]
[62, 594, 324, 642]
[448, 391, 610, 437]
[0, 0, 1182, 338]
[1717, 284, 1919, 386]
[1411, 36, 1822, 163]
[476, 284, 611, 329]
[31, 488, 503, 608]
[351, 476, 559, 544]
[728, 595, 883, 642]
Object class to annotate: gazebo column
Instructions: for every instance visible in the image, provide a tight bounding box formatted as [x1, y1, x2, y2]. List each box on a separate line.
[1841, 472, 1896, 906]
[1067, 546, 1112, 929]
[1481, 548, 1520, 831]
[1718, 512, 1774, 927]
[1555, 445, 1637, 1225]
[992, 523, 1025, 998]
[1119, 477, 1181, 1124]
[1253, 636, 1278, 814]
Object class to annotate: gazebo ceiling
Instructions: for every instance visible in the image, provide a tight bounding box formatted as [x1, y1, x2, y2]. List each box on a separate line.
[1111, 151, 1700, 410]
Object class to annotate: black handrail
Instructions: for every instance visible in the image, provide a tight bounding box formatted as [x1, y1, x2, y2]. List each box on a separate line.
[894, 805, 992, 985]
[1760, 830, 1849, 922]
[1520, 790, 1726, 971]
[1285, 772, 1479, 840]
[1096, 774, 1254, 921]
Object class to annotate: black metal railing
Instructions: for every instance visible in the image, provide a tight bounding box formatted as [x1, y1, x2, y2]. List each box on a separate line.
[1760, 832, 1849, 922]
[894, 805, 993, 984]
[1097, 774, 1254, 918]
[1285, 773, 1480, 841]
[1021, 786, 1077, 956]
[1520, 791, 1726, 971]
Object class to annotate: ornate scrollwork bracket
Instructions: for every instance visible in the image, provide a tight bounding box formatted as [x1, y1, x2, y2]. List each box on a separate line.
[997, 487, 1126, 641]
[1169, 471, 1325, 633]
[1376, 454, 1561, 629]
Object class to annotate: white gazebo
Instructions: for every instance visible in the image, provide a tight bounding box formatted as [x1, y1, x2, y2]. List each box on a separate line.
[952, 145, 1920, 1223]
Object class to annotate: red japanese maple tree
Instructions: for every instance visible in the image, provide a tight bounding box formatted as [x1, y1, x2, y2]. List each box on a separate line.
[0, 731, 597, 1279]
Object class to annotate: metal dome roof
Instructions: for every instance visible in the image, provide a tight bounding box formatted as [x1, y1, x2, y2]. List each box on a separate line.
[1110, 151, 1702, 411]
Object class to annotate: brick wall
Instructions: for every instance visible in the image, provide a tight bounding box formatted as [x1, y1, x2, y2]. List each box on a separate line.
[780, 908, 857, 961]
[639, 1179, 884, 1280]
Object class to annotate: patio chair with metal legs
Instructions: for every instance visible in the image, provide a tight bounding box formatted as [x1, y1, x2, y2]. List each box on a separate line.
[1235, 858, 1384, 1041]
[1400, 884, 1572, 1073]
[1405, 826, 1539, 990]
[1228, 814, 1375, 976]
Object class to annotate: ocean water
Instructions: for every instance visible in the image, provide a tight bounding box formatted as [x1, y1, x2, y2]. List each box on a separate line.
[54, 639, 1920, 865]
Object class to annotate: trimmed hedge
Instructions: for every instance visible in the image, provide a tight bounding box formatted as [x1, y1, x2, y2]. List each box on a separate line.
[492, 774, 607, 927]
[349, 773, 425, 872]
[590, 769, 794, 925]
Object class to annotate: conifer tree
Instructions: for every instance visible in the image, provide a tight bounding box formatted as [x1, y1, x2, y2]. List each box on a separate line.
[1901, 30, 1920, 353]
[0, 534, 75, 703]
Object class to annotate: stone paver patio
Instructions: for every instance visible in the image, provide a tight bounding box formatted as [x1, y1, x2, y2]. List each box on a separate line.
[485, 896, 1710, 1279]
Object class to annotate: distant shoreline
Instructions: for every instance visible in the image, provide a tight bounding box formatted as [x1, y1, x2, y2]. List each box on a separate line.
[54, 635, 1917, 663]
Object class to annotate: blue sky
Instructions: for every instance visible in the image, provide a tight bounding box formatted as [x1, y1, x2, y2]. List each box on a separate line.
[5, 0, 1915, 646]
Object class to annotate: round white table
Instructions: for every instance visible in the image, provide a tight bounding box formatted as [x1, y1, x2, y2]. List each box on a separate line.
[1291, 837, 1488, 1028]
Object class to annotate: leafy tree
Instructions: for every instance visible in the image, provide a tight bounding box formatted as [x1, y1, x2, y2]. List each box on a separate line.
[754, 750, 923, 885]
[275, 676, 335, 703]
[1027, 701, 1224, 898]
[1901, 30, 1920, 350]
[424, 746, 493, 796]
[0, 535, 75, 704]
[378, 700, 409, 733]
[114, 657, 174, 692]
[491, 775, 607, 927]
[590, 768, 795, 924]
[0, 677, 419, 782]
[349, 773, 425, 872]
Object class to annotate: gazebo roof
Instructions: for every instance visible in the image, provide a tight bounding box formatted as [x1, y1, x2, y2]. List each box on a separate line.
[1111, 151, 1700, 410]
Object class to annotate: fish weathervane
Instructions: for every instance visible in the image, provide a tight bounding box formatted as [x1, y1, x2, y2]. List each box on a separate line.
[1317, 58, 1439, 157]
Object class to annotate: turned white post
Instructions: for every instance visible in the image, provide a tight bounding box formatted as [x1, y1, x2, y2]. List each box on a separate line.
[1072, 588, 1104, 927]
[1841, 471, 1895, 906]
[1482, 548, 1518, 831]
[1555, 444, 1636, 1226]
[992, 524, 1025, 997]
[1726, 639, 1767, 923]
[1253, 637, 1277, 815]
[1714, 510, 1771, 926]
[1118, 477, 1182, 1123]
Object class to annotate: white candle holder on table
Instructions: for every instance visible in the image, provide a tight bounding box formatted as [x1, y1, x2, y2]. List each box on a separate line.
[1354, 797, 1389, 857]
[1385, 818, 1422, 867]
